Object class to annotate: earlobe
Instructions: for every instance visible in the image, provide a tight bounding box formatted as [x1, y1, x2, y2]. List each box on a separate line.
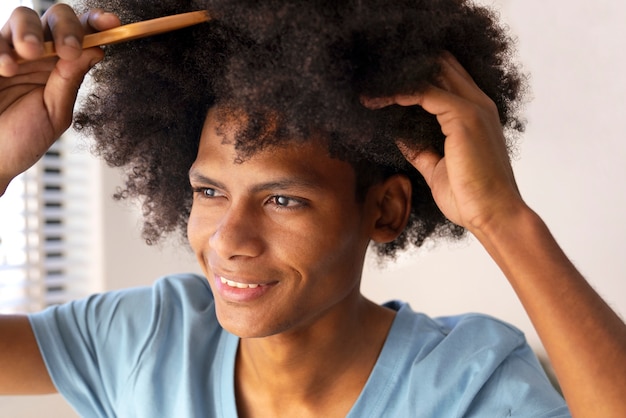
[370, 175, 412, 243]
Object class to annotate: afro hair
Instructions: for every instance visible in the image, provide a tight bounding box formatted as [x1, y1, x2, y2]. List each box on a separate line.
[72, 0, 525, 258]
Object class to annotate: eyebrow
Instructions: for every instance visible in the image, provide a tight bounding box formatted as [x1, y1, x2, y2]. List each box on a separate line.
[188, 168, 324, 193]
[189, 169, 227, 190]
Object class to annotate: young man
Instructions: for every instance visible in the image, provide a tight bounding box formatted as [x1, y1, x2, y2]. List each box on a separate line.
[1, 1, 625, 417]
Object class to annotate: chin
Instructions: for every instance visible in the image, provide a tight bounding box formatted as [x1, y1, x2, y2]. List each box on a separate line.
[215, 307, 281, 339]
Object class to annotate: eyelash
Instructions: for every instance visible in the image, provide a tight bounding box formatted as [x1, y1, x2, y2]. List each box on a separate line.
[192, 187, 306, 210]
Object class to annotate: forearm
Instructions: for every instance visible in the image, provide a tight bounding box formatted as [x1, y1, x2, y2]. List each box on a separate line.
[472, 205, 626, 417]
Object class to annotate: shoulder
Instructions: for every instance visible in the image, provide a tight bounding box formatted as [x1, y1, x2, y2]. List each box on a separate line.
[26, 273, 223, 416]
[385, 300, 526, 353]
[388, 301, 533, 377]
[149, 273, 214, 306]
[370, 301, 569, 416]
[29, 273, 216, 355]
[434, 311, 527, 351]
[86, 273, 213, 315]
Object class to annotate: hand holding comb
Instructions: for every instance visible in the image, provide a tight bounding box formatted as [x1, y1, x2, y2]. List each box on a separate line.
[15, 10, 210, 62]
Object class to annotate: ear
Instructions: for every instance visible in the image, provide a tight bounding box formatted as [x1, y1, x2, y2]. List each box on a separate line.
[369, 174, 412, 244]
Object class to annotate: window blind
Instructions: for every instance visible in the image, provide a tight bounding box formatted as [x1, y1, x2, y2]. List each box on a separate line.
[0, 0, 96, 315]
[0, 134, 95, 314]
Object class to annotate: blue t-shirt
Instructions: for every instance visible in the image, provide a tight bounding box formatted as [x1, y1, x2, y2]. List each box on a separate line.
[29, 274, 571, 417]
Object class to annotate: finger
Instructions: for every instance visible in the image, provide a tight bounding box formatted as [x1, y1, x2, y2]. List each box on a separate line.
[80, 9, 121, 34]
[396, 141, 442, 189]
[361, 87, 433, 110]
[0, 68, 51, 91]
[437, 52, 494, 107]
[391, 84, 465, 119]
[41, 8, 120, 62]
[1, 7, 44, 63]
[439, 52, 477, 88]
[0, 56, 57, 81]
[42, 4, 85, 61]
[360, 96, 396, 110]
[362, 84, 473, 132]
[43, 47, 103, 133]
[0, 49, 18, 77]
[0, 54, 56, 77]
[363, 55, 487, 107]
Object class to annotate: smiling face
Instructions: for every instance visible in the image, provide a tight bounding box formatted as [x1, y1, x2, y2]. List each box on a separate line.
[187, 110, 391, 338]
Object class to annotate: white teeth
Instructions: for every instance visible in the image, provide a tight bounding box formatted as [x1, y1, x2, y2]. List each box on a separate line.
[220, 276, 261, 289]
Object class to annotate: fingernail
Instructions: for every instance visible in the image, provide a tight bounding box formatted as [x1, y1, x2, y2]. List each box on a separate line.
[21, 34, 44, 55]
[93, 10, 116, 19]
[0, 53, 12, 69]
[362, 97, 392, 109]
[64, 35, 82, 50]
[23, 33, 41, 45]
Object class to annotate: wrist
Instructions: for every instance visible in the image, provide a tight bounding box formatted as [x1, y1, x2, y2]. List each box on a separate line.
[466, 197, 534, 238]
[468, 200, 544, 254]
[469, 202, 565, 290]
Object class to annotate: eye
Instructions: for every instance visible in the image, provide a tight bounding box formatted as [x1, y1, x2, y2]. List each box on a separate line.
[192, 187, 221, 199]
[267, 195, 305, 209]
[274, 196, 291, 206]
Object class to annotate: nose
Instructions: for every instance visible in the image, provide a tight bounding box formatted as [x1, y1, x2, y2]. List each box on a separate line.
[209, 201, 264, 260]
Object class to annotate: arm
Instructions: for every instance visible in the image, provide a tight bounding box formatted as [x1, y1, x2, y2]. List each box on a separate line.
[474, 193, 626, 418]
[364, 53, 626, 417]
[0, 316, 55, 394]
[0, 5, 120, 393]
[0, 5, 120, 196]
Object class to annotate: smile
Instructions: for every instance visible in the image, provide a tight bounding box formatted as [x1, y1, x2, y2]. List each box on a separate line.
[219, 276, 263, 289]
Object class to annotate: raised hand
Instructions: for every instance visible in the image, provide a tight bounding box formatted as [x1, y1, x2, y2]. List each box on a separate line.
[364, 52, 524, 233]
[0, 4, 120, 195]
[365, 53, 626, 417]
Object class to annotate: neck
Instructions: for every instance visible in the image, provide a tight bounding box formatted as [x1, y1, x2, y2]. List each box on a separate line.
[235, 294, 395, 417]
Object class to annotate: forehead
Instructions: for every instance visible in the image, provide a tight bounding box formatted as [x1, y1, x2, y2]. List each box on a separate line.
[190, 110, 357, 189]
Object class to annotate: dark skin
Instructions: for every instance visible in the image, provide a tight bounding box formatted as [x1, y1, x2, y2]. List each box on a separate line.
[0, 5, 625, 417]
[188, 110, 406, 416]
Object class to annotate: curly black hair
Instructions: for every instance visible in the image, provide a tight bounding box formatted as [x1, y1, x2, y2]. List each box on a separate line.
[72, 0, 525, 258]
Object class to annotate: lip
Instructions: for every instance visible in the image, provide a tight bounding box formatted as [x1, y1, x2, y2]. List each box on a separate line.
[212, 273, 277, 303]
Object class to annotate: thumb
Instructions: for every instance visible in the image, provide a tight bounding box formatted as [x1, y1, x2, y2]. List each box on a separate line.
[396, 141, 441, 190]
[43, 47, 103, 133]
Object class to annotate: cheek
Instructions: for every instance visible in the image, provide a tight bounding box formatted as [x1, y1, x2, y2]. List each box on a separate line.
[284, 214, 367, 278]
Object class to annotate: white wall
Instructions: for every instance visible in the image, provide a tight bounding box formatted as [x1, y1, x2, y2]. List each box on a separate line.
[4, 0, 626, 416]
[98, 165, 202, 290]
